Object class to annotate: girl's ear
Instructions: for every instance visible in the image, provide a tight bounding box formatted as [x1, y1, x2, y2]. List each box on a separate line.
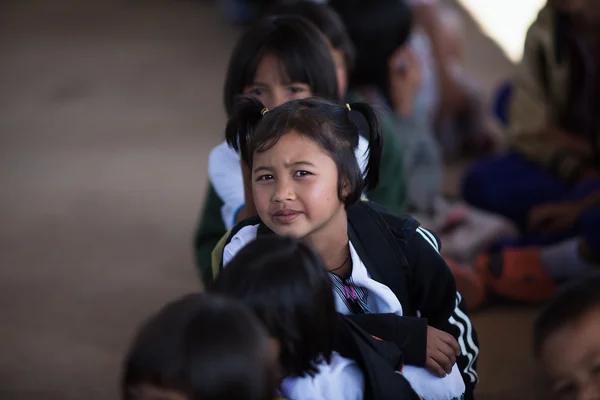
[340, 178, 351, 199]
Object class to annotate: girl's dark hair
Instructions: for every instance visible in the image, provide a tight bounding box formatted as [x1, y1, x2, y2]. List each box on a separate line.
[211, 236, 337, 378]
[226, 96, 382, 207]
[329, 0, 413, 96]
[533, 273, 600, 358]
[223, 15, 339, 116]
[122, 294, 276, 400]
[266, 1, 355, 71]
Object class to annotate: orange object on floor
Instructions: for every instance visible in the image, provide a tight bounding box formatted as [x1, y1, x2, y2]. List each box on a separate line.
[476, 248, 557, 303]
[446, 258, 487, 312]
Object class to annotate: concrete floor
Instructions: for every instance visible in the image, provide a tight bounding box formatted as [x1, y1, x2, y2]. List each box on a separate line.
[0, 1, 547, 399]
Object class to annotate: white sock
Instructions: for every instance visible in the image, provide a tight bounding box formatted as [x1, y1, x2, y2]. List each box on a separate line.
[540, 238, 597, 279]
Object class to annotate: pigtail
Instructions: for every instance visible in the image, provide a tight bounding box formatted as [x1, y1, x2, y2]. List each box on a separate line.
[225, 96, 267, 166]
[348, 102, 383, 192]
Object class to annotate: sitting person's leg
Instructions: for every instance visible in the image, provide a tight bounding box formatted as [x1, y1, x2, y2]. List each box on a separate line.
[462, 153, 569, 229]
[476, 205, 600, 303]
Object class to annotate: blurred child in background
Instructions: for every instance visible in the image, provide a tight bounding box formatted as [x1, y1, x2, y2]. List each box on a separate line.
[464, 0, 600, 304]
[533, 273, 600, 400]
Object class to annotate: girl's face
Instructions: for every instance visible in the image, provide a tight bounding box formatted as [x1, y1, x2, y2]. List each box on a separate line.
[244, 55, 313, 109]
[540, 307, 600, 400]
[252, 131, 346, 241]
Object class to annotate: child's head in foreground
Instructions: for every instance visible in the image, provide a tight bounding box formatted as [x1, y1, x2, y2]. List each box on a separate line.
[211, 235, 337, 378]
[266, 1, 355, 97]
[533, 273, 600, 400]
[225, 96, 382, 240]
[223, 14, 339, 115]
[122, 293, 278, 400]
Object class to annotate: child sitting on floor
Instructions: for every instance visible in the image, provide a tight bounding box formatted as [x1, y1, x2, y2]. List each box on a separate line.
[215, 96, 477, 399]
[462, 0, 600, 305]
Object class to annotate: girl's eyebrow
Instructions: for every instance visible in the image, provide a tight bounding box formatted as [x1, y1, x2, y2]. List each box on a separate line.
[253, 161, 315, 174]
[253, 165, 272, 174]
[288, 161, 316, 168]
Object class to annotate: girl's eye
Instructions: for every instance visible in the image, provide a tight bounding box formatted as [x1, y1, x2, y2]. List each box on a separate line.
[288, 86, 306, 94]
[257, 174, 273, 181]
[294, 170, 310, 177]
[249, 88, 264, 96]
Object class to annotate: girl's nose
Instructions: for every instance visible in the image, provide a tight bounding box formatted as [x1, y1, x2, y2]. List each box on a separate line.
[272, 180, 295, 202]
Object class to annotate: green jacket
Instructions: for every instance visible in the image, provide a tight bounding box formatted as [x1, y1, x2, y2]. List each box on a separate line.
[193, 183, 227, 287]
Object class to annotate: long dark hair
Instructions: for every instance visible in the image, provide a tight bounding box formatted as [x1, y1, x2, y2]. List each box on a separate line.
[211, 236, 337, 378]
[223, 15, 340, 116]
[266, 1, 355, 71]
[226, 96, 383, 207]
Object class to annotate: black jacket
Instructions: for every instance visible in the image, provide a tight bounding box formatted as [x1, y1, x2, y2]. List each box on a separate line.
[216, 201, 479, 399]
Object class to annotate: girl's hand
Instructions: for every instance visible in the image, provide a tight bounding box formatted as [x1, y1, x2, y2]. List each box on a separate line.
[388, 47, 422, 118]
[527, 201, 585, 234]
[426, 326, 460, 377]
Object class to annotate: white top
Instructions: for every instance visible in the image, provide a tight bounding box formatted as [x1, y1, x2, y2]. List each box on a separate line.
[223, 227, 465, 400]
[280, 352, 364, 400]
[208, 136, 370, 230]
[402, 364, 465, 400]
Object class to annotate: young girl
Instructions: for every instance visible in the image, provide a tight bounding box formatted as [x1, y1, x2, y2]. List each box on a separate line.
[194, 12, 368, 284]
[212, 234, 421, 400]
[121, 293, 280, 400]
[216, 96, 478, 400]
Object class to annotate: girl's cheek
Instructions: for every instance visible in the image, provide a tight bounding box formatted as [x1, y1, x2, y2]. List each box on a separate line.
[252, 186, 270, 212]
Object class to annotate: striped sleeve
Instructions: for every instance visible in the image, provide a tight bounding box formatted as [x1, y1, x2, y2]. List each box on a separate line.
[405, 227, 479, 390]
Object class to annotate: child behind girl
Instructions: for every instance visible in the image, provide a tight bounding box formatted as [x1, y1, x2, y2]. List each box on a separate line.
[216, 96, 477, 399]
[194, 11, 369, 284]
[267, 1, 355, 98]
[331, 0, 516, 308]
[121, 293, 279, 400]
[213, 234, 422, 400]
[331, 0, 438, 217]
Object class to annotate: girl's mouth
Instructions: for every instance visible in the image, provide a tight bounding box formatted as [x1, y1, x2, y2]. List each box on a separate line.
[272, 209, 302, 224]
